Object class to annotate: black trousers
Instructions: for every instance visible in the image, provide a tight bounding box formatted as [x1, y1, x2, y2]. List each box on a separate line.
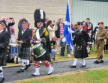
[0, 53, 7, 66]
[61, 46, 65, 56]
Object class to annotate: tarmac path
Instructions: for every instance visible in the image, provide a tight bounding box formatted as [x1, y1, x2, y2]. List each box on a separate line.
[4, 58, 108, 83]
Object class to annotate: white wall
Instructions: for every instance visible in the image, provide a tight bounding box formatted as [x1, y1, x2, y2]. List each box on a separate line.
[0, 0, 71, 36]
[71, 0, 108, 27]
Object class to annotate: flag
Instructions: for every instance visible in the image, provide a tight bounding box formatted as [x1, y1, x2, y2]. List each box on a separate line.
[64, 0, 73, 48]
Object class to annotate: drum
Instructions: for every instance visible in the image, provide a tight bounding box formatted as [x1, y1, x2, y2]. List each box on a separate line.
[32, 43, 46, 58]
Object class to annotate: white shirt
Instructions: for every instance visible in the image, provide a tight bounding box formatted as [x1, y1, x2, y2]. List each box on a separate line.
[80, 29, 83, 32]
[22, 28, 27, 34]
[0, 30, 4, 34]
[47, 25, 57, 41]
[10, 34, 16, 43]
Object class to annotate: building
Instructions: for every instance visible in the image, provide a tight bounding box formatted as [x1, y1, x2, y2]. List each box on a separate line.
[0, 0, 69, 35]
[71, 0, 108, 26]
[0, 0, 108, 34]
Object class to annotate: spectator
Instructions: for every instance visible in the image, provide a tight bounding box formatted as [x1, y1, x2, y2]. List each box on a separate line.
[82, 21, 88, 31]
[85, 18, 93, 30]
[56, 18, 64, 55]
[60, 37, 66, 56]
[47, 20, 57, 60]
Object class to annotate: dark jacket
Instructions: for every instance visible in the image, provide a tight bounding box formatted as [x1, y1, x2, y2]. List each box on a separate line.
[73, 29, 89, 58]
[0, 30, 9, 53]
[74, 30, 89, 46]
[39, 27, 51, 53]
[18, 28, 32, 47]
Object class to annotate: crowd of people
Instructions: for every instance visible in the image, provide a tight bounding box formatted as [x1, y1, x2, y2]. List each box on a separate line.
[0, 9, 108, 83]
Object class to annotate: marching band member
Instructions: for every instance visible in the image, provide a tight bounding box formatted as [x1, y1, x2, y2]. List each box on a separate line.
[70, 22, 89, 68]
[31, 9, 54, 76]
[17, 18, 32, 73]
[0, 20, 9, 83]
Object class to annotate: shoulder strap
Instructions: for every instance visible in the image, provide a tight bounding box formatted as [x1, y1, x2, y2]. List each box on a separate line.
[40, 28, 49, 37]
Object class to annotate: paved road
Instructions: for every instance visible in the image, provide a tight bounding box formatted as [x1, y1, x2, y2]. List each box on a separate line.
[4, 58, 108, 83]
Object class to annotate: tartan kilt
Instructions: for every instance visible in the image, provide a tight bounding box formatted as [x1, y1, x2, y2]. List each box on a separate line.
[74, 46, 88, 59]
[0, 51, 7, 66]
[19, 47, 30, 59]
[33, 51, 51, 62]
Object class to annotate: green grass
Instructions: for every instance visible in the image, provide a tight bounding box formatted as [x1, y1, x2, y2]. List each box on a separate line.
[14, 68, 108, 83]
[88, 46, 108, 58]
[6, 63, 20, 66]
[54, 45, 108, 61]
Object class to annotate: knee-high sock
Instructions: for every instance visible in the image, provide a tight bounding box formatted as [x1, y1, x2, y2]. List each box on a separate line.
[34, 62, 40, 75]
[72, 58, 78, 66]
[26, 60, 30, 65]
[34, 61, 40, 68]
[0, 67, 3, 78]
[43, 61, 50, 67]
[82, 59, 86, 65]
[21, 59, 26, 69]
[0, 67, 3, 71]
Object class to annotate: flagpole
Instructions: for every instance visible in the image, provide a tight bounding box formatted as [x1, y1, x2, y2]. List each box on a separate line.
[67, 0, 71, 23]
[68, 0, 73, 49]
[64, 0, 74, 50]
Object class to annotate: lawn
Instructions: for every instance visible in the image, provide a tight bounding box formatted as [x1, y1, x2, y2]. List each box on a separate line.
[13, 67, 108, 83]
[54, 46, 108, 62]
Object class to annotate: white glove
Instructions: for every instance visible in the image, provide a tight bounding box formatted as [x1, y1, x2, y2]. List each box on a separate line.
[68, 27, 74, 33]
[62, 37, 66, 42]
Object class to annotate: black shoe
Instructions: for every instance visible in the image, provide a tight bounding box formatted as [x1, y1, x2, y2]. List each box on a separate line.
[48, 73, 53, 75]
[32, 74, 36, 76]
[52, 58, 55, 61]
[81, 65, 86, 68]
[99, 60, 104, 63]
[0, 77, 4, 83]
[32, 74, 39, 77]
[30, 60, 32, 63]
[25, 64, 31, 70]
[94, 60, 99, 64]
[0, 70, 2, 73]
[17, 69, 24, 73]
[70, 65, 76, 68]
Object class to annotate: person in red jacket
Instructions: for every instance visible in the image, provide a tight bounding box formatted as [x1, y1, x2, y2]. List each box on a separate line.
[82, 21, 88, 31]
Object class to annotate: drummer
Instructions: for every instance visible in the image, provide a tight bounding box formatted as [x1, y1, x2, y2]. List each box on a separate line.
[31, 9, 54, 76]
[17, 18, 32, 73]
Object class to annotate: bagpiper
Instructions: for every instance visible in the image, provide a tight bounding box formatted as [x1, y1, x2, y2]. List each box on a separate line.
[70, 22, 89, 68]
